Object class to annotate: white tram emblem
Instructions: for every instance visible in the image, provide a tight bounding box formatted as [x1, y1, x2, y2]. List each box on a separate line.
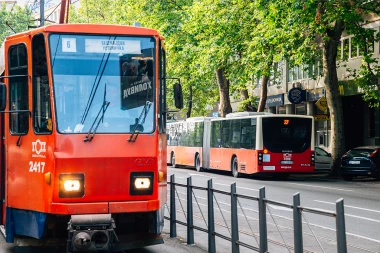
[32, 139, 46, 155]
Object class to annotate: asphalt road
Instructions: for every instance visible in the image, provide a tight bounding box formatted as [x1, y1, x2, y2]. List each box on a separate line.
[0, 165, 378, 253]
[166, 166, 380, 253]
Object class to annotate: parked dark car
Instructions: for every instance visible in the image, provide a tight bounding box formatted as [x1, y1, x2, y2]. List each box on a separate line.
[340, 146, 380, 181]
[315, 147, 332, 172]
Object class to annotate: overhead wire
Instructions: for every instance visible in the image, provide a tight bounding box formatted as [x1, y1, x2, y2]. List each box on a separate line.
[44, 2, 61, 21]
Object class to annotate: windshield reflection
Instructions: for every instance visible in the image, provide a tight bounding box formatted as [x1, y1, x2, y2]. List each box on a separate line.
[49, 34, 155, 134]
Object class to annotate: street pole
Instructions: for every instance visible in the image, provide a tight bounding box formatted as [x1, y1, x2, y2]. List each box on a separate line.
[40, 0, 44, 27]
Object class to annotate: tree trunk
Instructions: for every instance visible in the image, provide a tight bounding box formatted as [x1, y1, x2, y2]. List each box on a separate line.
[186, 85, 192, 118]
[240, 89, 256, 112]
[215, 68, 232, 117]
[257, 60, 273, 112]
[323, 22, 345, 176]
[257, 75, 270, 112]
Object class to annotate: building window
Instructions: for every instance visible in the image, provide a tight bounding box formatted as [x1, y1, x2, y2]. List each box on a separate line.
[350, 37, 359, 58]
[358, 35, 375, 56]
[342, 38, 349, 60]
[277, 106, 286, 114]
[295, 103, 306, 115]
[269, 62, 283, 87]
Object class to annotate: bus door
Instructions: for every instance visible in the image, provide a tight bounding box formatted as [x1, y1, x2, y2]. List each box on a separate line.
[209, 120, 223, 170]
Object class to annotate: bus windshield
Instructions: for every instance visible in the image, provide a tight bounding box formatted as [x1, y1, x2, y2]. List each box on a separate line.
[262, 117, 312, 153]
[49, 34, 155, 134]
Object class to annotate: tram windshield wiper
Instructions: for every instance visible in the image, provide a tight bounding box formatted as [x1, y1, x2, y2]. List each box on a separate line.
[80, 36, 115, 126]
[84, 101, 110, 142]
[84, 84, 110, 142]
[128, 101, 152, 142]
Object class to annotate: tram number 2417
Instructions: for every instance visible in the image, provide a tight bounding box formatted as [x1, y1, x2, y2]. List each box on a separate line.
[29, 161, 45, 173]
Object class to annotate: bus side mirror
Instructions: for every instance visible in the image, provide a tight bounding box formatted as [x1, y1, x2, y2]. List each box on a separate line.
[173, 82, 183, 109]
[0, 83, 6, 111]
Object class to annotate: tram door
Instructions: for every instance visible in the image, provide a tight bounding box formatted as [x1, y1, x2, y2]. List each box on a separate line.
[1, 34, 52, 220]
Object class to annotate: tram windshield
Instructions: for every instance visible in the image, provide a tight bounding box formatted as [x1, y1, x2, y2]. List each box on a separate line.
[49, 34, 155, 134]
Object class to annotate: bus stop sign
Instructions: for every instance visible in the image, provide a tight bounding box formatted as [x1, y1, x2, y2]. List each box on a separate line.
[315, 97, 328, 111]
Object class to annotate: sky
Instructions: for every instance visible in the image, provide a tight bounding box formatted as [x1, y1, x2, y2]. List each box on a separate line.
[14, 0, 60, 7]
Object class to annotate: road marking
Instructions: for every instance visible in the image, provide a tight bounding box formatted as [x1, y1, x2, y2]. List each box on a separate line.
[288, 183, 353, 192]
[188, 173, 218, 178]
[214, 183, 259, 192]
[314, 200, 380, 214]
[172, 196, 380, 244]
[268, 204, 292, 212]
[345, 213, 380, 223]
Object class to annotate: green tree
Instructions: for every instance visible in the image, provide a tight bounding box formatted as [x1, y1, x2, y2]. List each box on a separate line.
[0, 4, 32, 45]
[265, 0, 380, 175]
[70, 0, 220, 117]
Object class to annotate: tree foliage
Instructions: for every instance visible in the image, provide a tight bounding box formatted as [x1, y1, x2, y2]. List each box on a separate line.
[69, 0, 380, 174]
[260, 0, 380, 174]
[0, 4, 32, 45]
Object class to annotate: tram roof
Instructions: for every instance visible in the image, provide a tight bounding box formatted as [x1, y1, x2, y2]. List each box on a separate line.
[4, 24, 161, 42]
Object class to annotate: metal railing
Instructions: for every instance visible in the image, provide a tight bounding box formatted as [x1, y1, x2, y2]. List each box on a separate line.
[165, 174, 349, 253]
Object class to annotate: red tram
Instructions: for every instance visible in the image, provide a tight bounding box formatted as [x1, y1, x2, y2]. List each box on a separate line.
[0, 24, 181, 252]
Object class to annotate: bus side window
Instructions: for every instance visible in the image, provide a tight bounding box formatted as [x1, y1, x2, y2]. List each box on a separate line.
[221, 120, 231, 148]
[211, 121, 221, 148]
[241, 119, 256, 150]
[32, 34, 52, 134]
[231, 119, 241, 149]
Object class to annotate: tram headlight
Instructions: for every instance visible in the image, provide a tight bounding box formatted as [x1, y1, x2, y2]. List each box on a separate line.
[59, 173, 85, 198]
[130, 172, 153, 195]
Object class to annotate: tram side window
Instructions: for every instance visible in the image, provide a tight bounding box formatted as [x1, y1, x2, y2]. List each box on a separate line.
[211, 121, 221, 148]
[9, 44, 29, 135]
[230, 119, 241, 148]
[221, 120, 231, 148]
[240, 119, 256, 149]
[33, 34, 52, 134]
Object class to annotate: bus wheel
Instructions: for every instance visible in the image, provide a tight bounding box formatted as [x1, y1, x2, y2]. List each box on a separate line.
[232, 157, 240, 178]
[171, 153, 178, 168]
[195, 154, 202, 172]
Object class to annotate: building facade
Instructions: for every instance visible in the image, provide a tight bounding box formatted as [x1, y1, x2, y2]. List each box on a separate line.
[251, 19, 380, 152]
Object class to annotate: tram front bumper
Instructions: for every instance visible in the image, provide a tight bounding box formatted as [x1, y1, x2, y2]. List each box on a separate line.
[51, 200, 160, 215]
[67, 214, 116, 252]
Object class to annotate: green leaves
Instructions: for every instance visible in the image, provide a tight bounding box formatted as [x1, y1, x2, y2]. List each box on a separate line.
[0, 4, 32, 45]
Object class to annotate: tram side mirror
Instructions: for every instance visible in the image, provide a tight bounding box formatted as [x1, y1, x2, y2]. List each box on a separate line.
[173, 82, 183, 109]
[0, 83, 6, 111]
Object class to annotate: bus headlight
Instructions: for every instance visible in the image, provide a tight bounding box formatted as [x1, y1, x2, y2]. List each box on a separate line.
[59, 173, 85, 198]
[130, 172, 153, 195]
